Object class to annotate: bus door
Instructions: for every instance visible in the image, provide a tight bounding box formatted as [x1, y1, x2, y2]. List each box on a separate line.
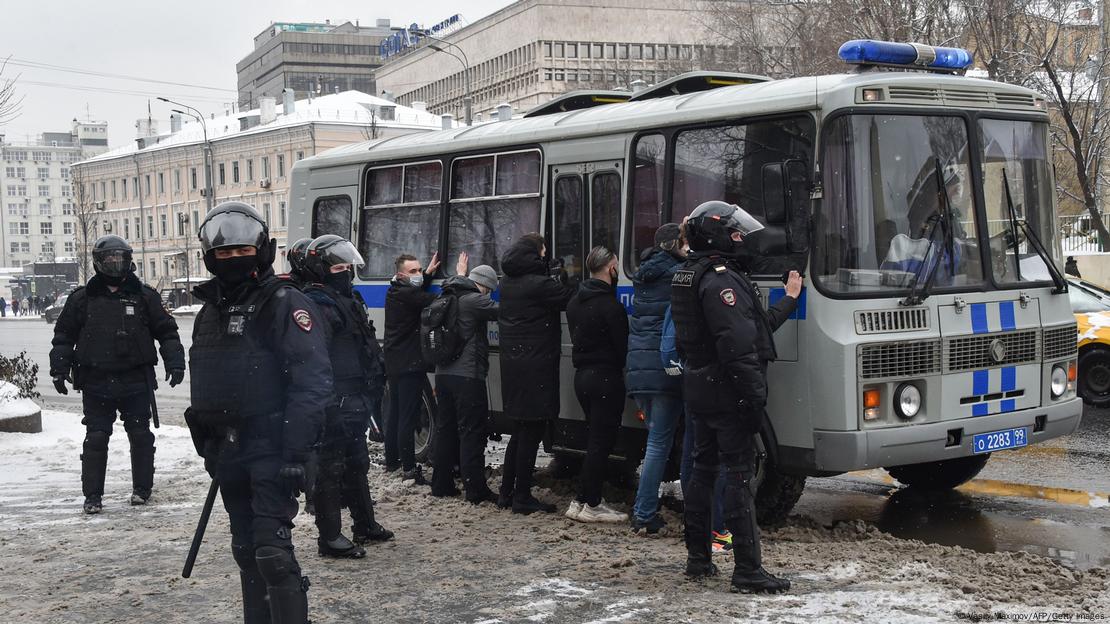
[548, 161, 625, 423]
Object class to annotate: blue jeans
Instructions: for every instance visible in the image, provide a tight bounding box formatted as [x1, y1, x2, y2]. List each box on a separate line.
[632, 394, 683, 523]
[680, 408, 726, 533]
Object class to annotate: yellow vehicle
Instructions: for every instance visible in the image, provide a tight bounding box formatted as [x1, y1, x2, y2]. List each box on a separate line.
[1069, 277, 1110, 406]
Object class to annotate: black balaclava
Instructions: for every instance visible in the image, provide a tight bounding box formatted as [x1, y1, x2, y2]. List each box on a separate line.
[325, 267, 354, 294]
[211, 255, 258, 288]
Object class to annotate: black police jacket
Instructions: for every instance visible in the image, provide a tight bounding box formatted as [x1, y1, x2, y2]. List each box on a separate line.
[49, 273, 184, 387]
[383, 274, 436, 377]
[670, 254, 796, 412]
[188, 270, 332, 463]
[304, 283, 385, 397]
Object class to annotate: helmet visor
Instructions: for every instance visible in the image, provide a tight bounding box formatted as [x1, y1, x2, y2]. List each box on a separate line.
[198, 211, 266, 253]
[94, 250, 131, 277]
[729, 204, 766, 237]
[319, 240, 365, 268]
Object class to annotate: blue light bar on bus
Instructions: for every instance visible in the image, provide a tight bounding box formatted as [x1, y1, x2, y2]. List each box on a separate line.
[838, 40, 973, 71]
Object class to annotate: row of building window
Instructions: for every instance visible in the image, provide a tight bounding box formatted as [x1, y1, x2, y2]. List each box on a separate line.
[4, 185, 72, 197]
[1, 150, 75, 162]
[94, 153, 298, 203]
[542, 41, 697, 62]
[6, 202, 75, 216]
[98, 200, 288, 245]
[7, 221, 74, 235]
[285, 72, 375, 97]
[284, 42, 380, 58]
[4, 166, 70, 179]
[8, 241, 74, 255]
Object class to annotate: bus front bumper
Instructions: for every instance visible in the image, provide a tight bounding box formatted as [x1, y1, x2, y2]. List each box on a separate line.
[812, 398, 1083, 473]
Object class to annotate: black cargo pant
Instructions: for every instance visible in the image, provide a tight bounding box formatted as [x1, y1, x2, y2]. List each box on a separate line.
[384, 373, 423, 472]
[80, 387, 154, 499]
[314, 395, 378, 541]
[684, 407, 762, 573]
[573, 367, 625, 507]
[432, 374, 492, 500]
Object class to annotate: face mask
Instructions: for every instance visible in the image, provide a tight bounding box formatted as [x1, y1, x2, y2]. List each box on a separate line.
[326, 268, 353, 293]
[97, 271, 125, 287]
[408, 273, 424, 288]
[213, 256, 257, 287]
[608, 268, 618, 285]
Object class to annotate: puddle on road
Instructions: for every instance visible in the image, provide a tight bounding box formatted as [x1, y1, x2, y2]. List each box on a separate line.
[794, 484, 1110, 570]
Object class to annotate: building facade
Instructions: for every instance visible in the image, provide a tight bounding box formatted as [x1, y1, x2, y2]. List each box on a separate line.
[0, 119, 108, 268]
[236, 20, 401, 110]
[374, 0, 739, 120]
[71, 91, 447, 294]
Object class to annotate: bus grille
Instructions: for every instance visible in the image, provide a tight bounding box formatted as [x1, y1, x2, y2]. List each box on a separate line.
[1043, 324, 1078, 360]
[855, 308, 930, 334]
[858, 340, 941, 380]
[945, 330, 1039, 372]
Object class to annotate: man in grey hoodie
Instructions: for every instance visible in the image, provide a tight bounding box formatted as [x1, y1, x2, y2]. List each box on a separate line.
[430, 260, 502, 504]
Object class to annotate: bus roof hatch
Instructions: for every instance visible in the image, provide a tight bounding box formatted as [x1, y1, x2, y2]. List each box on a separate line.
[522, 90, 632, 118]
[627, 71, 771, 102]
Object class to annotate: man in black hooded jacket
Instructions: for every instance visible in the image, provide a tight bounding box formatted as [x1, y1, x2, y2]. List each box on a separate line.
[50, 235, 185, 514]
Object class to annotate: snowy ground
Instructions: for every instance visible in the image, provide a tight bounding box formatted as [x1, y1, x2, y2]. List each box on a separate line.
[0, 411, 1107, 623]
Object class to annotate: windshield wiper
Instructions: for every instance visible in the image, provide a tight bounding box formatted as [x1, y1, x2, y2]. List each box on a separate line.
[901, 159, 956, 306]
[1001, 169, 1067, 294]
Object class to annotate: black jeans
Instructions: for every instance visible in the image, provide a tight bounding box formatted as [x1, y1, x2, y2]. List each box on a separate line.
[499, 419, 546, 502]
[432, 374, 492, 500]
[573, 367, 625, 507]
[80, 390, 154, 498]
[684, 408, 762, 572]
[384, 373, 424, 471]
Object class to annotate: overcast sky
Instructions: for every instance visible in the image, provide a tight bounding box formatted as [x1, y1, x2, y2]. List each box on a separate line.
[0, 0, 507, 147]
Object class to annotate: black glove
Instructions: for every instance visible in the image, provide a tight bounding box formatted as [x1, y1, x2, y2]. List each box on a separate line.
[203, 455, 217, 479]
[53, 376, 68, 395]
[278, 462, 307, 497]
[166, 369, 185, 387]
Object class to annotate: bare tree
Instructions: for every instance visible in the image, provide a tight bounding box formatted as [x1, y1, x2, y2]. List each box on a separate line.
[69, 166, 100, 282]
[962, 0, 1036, 82]
[0, 56, 23, 126]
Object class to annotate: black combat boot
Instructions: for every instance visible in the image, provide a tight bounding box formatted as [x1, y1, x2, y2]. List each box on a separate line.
[511, 493, 556, 515]
[683, 507, 718, 580]
[256, 546, 309, 624]
[318, 534, 366, 558]
[726, 482, 789, 594]
[83, 495, 103, 515]
[81, 431, 109, 513]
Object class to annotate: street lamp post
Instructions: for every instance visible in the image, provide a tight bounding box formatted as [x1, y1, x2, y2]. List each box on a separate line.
[415, 30, 472, 126]
[179, 212, 190, 304]
[156, 97, 214, 212]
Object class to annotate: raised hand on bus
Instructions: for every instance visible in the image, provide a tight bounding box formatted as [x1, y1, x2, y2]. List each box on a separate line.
[785, 271, 802, 299]
[426, 252, 441, 276]
[455, 251, 469, 277]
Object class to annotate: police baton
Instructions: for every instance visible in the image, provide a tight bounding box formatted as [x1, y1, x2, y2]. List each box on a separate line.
[182, 478, 220, 579]
[145, 367, 160, 429]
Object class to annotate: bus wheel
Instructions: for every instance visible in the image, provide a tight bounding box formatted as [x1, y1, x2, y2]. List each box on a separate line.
[1079, 346, 1110, 408]
[885, 454, 989, 491]
[752, 434, 806, 527]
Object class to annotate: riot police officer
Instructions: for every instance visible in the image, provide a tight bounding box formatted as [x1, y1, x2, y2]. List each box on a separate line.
[285, 237, 312, 286]
[670, 201, 801, 594]
[302, 234, 393, 558]
[49, 235, 185, 514]
[185, 202, 332, 623]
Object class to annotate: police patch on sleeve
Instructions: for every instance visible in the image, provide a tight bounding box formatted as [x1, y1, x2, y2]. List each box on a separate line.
[293, 309, 313, 332]
[720, 289, 736, 306]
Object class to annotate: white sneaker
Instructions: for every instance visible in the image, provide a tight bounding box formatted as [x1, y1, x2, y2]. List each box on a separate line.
[565, 501, 583, 520]
[576, 500, 628, 523]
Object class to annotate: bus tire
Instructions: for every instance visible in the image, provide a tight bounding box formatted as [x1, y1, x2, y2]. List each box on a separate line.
[1079, 346, 1110, 408]
[885, 454, 989, 491]
[752, 434, 806, 527]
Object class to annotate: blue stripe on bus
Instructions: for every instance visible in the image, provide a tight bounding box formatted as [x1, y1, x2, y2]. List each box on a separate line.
[354, 283, 442, 308]
[1000, 366, 1016, 392]
[970, 303, 988, 334]
[999, 301, 1016, 332]
[769, 288, 807, 320]
[1000, 399, 1016, 413]
[973, 369, 989, 396]
[973, 403, 989, 416]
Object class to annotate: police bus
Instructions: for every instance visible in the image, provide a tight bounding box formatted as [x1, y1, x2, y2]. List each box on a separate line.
[288, 40, 1082, 523]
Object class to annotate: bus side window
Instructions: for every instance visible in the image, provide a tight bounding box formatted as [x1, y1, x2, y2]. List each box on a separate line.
[628, 134, 666, 270]
[590, 172, 621, 257]
[554, 175, 584, 287]
[313, 195, 353, 238]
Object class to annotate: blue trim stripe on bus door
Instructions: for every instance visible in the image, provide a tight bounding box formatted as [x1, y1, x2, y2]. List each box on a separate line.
[970, 303, 988, 334]
[999, 301, 1016, 332]
[972, 370, 990, 416]
[969, 300, 1017, 335]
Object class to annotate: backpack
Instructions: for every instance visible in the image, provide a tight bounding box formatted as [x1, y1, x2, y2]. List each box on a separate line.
[659, 304, 683, 376]
[420, 292, 466, 366]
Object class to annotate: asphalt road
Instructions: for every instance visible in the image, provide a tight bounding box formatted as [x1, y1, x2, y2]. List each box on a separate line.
[3, 315, 1108, 569]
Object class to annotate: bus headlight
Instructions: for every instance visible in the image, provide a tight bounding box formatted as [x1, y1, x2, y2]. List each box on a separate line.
[894, 383, 921, 419]
[1050, 365, 1068, 399]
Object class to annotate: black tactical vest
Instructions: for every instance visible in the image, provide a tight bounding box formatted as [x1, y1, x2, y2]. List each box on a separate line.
[188, 280, 287, 421]
[75, 289, 158, 372]
[308, 285, 370, 395]
[670, 257, 717, 369]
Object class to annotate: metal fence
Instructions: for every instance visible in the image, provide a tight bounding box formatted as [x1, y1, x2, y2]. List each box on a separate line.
[1059, 213, 1105, 253]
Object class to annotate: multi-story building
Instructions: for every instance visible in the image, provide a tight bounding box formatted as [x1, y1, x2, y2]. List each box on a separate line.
[0, 119, 107, 267]
[236, 20, 401, 110]
[71, 90, 449, 294]
[374, 0, 740, 121]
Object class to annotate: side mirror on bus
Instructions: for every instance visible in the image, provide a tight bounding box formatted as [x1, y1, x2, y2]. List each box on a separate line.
[761, 163, 790, 225]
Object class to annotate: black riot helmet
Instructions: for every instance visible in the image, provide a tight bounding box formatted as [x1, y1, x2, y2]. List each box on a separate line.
[684, 201, 765, 256]
[92, 235, 134, 278]
[304, 234, 365, 282]
[286, 238, 312, 276]
[197, 201, 275, 273]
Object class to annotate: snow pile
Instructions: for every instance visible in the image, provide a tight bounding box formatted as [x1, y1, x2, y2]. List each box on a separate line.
[0, 380, 38, 422]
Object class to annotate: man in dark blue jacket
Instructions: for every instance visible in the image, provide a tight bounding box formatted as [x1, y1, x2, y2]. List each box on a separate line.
[628, 224, 685, 533]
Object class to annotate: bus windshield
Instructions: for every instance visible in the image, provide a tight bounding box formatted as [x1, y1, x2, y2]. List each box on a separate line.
[816, 114, 985, 295]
